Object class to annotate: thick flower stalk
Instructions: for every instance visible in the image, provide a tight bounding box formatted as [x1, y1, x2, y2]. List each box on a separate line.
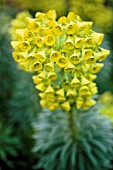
[99, 91, 113, 121]
[11, 10, 110, 111]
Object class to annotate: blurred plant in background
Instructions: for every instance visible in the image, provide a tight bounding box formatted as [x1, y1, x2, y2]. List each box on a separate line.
[99, 91, 113, 121]
[9, 10, 32, 40]
[69, 0, 113, 33]
[5, 0, 68, 17]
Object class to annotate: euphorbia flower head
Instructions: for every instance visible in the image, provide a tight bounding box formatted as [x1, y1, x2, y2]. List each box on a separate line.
[11, 10, 110, 111]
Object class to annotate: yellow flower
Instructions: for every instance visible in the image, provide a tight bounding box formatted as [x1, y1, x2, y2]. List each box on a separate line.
[88, 83, 98, 95]
[75, 37, 85, 48]
[82, 99, 96, 110]
[40, 99, 46, 108]
[30, 61, 42, 71]
[57, 56, 68, 68]
[77, 21, 93, 31]
[66, 23, 78, 35]
[56, 88, 65, 97]
[19, 41, 31, 52]
[82, 62, 90, 72]
[97, 48, 110, 61]
[47, 21, 56, 27]
[67, 12, 77, 20]
[66, 89, 77, 97]
[70, 52, 81, 64]
[24, 29, 34, 41]
[82, 49, 93, 60]
[57, 96, 66, 102]
[35, 12, 45, 20]
[44, 28, 53, 35]
[84, 37, 95, 47]
[15, 29, 25, 41]
[12, 52, 26, 62]
[88, 74, 97, 81]
[32, 76, 42, 84]
[47, 72, 57, 81]
[58, 16, 68, 24]
[90, 63, 104, 73]
[46, 9, 57, 21]
[80, 75, 90, 86]
[19, 61, 29, 71]
[92, 32, 104, 45]
[50, 50, 61, 62]
[45, 85, 54, 94]
[61, 101, 70, 111]
[11, 41, 20, 50]
[27, 51, 36, 61]
[29, 21, 40, 32]
[53, 25, 62, 35]
[62, 81, 70, 90]
[64, 37, 74, 50]
[71, 76, 81, 88]
[44, 34, 56, 46]
[44, 62, 54, 72]
[64, 61, 75, 72]
[79, 86, 89, 96]
[38, 70, 47, 79]
[86, 56, 96, 64]
[36, 82, 45, 91]
[45, 93, 55, 101]
[76, 97, 84, 109]
[35, 51, 46, 63]
[35, 36, 43, 47]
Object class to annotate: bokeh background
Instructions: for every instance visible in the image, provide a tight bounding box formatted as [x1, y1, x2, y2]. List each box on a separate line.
[0, 0, 113, 169]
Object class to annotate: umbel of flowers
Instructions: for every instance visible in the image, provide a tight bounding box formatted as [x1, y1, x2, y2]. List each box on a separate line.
[11, 10, 110, 111]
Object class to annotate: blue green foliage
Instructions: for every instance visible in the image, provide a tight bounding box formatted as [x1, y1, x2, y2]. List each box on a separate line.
[33, 107, 113, 170]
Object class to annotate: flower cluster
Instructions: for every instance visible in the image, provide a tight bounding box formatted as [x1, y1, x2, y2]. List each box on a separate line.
[9, 11, 32, 40]
[99, 91, 113, 121]
[11, 10, 110, 111]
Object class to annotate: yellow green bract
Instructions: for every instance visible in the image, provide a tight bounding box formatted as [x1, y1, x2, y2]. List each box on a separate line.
[11, 10, 110, 111]
[99, 91, 113, 121]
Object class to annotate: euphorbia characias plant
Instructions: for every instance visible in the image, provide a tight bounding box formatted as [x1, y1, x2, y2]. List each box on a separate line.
[11, 10, 110, 112]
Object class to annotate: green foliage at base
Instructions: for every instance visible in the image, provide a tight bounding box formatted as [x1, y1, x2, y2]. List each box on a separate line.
[33, 107, 113, 170]
[0, 122, 20, 168]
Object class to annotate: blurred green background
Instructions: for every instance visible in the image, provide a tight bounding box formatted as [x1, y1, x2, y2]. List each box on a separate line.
[0, 0, 113, 169]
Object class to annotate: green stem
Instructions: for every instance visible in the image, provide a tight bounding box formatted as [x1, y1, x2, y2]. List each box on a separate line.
[68, 107, 76, 141]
